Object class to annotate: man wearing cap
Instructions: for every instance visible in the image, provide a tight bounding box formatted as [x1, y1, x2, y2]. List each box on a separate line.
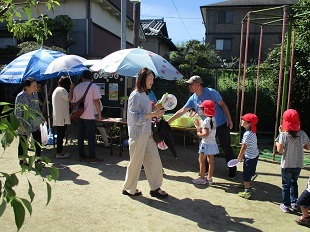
[167, 75, 236, 178]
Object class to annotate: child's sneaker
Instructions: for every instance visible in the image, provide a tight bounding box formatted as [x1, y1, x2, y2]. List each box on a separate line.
[207, 177, 213, 185]
[238, 191, 251, 199]
[192, 177, 207, 185]
[280, 204, 290, 213]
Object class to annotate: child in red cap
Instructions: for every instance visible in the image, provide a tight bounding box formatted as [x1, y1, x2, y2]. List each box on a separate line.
[275, 109, 310, 214]
[237, 113, 259, 199]
[192, 100, 219, 185]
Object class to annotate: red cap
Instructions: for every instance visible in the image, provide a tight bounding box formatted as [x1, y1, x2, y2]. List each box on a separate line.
[282, 109, 300, 131]
[199, 100, 216, 117]
[242, 113, 258, 133]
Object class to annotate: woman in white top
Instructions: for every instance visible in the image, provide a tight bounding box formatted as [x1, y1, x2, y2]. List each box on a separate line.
[52, 76, 74, 158]
[123, 68, 167, 198]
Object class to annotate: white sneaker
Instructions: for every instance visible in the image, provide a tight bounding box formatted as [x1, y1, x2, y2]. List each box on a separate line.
[207, 177, 213, 185]
[192, 177, 207, 185]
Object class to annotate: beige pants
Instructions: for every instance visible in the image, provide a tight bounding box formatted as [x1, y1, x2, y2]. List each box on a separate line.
[123, 133, 163, 194]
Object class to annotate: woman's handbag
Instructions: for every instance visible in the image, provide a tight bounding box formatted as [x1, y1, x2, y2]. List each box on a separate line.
[70, 83, 92, 121]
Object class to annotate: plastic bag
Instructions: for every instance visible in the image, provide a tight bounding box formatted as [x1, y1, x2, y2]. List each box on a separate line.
[40, 122, 48, 145]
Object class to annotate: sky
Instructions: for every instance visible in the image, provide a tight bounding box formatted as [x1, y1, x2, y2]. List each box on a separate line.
[140, 0, 223, 45]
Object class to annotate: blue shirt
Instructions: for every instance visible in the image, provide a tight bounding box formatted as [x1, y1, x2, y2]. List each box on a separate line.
[148, 90, 157, 104]
[184, 87, 226, 127]
[127, 90, 152, 138]
[242, 131, 259, 159]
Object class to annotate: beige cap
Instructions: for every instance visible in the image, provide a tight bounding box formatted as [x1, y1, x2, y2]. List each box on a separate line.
[185, 75, 202, 84]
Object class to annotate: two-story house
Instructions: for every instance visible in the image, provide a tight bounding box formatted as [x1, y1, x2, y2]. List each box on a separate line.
[140, 19, 177, 60]
[200, 0, 297, 62]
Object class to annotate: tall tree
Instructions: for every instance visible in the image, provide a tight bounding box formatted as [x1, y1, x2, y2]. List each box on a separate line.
[170, 39, 220, 79]
[0, 0, 60, 44]
[261, 0, 310, 132]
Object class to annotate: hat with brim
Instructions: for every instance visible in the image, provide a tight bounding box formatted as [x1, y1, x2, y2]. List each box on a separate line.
[199, 100, 216, 117]
[185, 75, 202, 84]
[242, 113, 258, 133]
[282, 109, 300, 131]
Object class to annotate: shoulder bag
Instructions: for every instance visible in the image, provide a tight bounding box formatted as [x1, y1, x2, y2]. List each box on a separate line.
[70, 83, 92, 121]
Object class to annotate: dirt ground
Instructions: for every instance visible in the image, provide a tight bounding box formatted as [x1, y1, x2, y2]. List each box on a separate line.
[1, 139, 310, 232]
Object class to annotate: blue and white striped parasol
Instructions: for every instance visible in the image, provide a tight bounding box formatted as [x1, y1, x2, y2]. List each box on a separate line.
[0, 48, 65, 84]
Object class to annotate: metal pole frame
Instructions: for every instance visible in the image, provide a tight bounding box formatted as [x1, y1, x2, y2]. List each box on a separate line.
[272, 6, 288, 158]
[287, 27, 296, 109]
[235, 21, 244, 131]
[239, 12, 251, 134]
[254, 25, 264, 114]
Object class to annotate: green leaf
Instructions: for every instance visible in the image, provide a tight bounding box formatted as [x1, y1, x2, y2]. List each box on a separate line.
[40, 156, 51, 164]
[46, 175, 53, 181]
[24, 6, 32, 19]
[0, 123, 9, 131]
[46, 182, 52, 206]
[1, 104, 13, 114]
[48, 166, 59, 181]
[4, 174, 19, 188]
[20, 198, 32, 215]
[0, 199, 6, 217]
[27, 180, 35, 202]
[11, 198, 25, 231]
[10, 113, 21, 130]
[1, 130, 15, 149]
[14, 11, 22, 19]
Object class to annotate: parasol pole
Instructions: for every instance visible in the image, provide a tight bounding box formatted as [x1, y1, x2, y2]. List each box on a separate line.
[44, 84, 52, 133]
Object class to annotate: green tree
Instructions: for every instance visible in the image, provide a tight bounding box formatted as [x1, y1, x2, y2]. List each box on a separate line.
[0, 0, 60, 44]
[260, 0, 310, 132]
[170, 39, 220, 79]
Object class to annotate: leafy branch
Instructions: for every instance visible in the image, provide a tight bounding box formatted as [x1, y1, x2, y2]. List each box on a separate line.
[0, 102, 59, 231]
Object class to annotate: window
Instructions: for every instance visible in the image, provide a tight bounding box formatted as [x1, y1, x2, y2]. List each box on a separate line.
[215, 39, 232, 51]
[0, 37, 16, 48]
[217, 11, 233, 23]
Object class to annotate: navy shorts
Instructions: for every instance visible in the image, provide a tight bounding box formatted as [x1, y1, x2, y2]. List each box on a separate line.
[243, 156, 259, 182]
[297, 190, 310, 208]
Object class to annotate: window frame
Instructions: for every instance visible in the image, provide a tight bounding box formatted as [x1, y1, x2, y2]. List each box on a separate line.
[215, 39, 232, 51]
[217, 11, 233, 24]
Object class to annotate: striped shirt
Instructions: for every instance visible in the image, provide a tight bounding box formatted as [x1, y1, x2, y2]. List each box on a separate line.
[127, 90, 152, 139]
[15, 91, 43, 135]
[276, 130, 309, 168]
[242, 131, 259, 159]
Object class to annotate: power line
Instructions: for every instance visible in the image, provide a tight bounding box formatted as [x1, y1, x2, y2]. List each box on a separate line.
[171, 0, 193, 39]
[141, 15, 201, 20]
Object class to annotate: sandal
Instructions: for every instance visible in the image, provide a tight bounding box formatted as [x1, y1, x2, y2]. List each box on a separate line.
[150, 188, 168, 198]
[122, 189, 142, 196]
[295, 215, 310, 225]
